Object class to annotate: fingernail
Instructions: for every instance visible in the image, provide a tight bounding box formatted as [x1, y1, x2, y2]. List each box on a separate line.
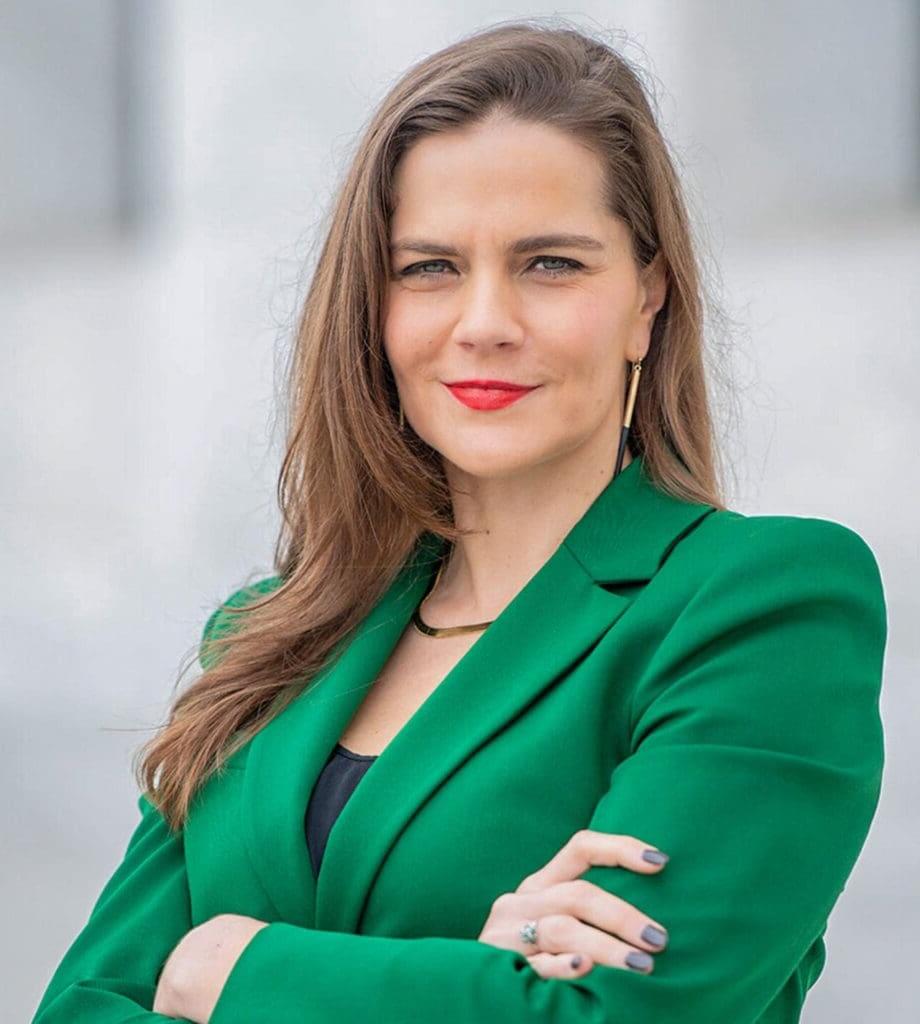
[626, 950, 654, 972]
[641, 924, 668, 949]
[570, 955, 583, 969]
[642, 849, 669, 865]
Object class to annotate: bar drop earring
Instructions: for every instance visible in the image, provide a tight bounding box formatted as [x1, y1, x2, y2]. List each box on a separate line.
[614, 358, 642, 478]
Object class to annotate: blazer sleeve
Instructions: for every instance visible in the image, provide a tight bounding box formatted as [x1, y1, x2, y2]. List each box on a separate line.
[204, 517, 887, 1024]
[29, 582, 258, 1023]
[31, 792, 194, 1023]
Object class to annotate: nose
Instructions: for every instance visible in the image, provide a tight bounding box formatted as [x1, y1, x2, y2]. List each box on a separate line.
[450, 272, 526, 351]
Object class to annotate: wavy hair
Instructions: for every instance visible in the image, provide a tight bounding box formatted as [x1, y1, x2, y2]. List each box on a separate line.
[135, 18, 733, 832]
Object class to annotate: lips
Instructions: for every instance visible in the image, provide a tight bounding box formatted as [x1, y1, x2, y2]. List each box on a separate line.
[444, 382, 539, 411]
[446, 380, 535, 390]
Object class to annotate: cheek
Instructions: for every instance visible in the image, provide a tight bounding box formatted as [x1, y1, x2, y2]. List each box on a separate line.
[382, 293, 435, 376]
[540, 311, 619, 390]
[574, 291, 630, 347]
[536, 292, 622, 367]
[546, 333, 623, 428]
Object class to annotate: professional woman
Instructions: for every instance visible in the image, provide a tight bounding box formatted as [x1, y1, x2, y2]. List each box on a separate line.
[33, 20, 887, 1024]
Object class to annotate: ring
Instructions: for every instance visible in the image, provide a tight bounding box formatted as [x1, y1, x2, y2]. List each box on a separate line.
[519, 919, 539, 945]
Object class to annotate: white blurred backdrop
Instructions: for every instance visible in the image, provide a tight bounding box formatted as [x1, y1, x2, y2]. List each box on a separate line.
[3, 2, 918, 1021]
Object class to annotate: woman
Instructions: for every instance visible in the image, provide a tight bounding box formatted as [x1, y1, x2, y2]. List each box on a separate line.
[33, 20, 886, 1024]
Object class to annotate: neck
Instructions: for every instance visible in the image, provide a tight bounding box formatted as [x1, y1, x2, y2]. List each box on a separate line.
[429, 441, 633, 622]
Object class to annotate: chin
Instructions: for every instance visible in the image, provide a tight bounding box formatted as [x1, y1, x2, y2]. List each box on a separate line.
[438, 444, 557, 482]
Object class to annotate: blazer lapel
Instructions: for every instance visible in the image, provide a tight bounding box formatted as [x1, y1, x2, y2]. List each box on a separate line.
[240, 455, 717, 932]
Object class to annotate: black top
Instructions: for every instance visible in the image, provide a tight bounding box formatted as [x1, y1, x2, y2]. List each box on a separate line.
[304, 743, 378, 878]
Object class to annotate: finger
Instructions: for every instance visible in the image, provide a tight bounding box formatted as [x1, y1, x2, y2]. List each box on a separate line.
[543, 878, 669, 954]
[527, 913, 658, 974]
[516, 830, 670, 893]
[526, 952, 594, 979]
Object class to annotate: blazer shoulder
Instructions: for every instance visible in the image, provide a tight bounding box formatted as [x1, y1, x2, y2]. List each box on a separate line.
[199, 574, 285, 669]
[678, 507, 882, 579]
[633, 508, 888, 743]
[656, 509, 886, 631]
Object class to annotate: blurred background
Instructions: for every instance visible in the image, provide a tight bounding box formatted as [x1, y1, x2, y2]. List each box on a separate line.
[3, 2, 917, 1020]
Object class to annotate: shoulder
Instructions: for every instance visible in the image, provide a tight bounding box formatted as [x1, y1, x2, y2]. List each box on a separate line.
[199, 574, 285, 668]
[631, 509, 888, 748]
[671, 508, 884, 597]
[642, 508, 888, 675]
[206, 574, 284, 622]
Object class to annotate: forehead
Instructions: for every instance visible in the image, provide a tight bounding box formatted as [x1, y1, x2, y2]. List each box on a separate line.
[390, 120, 612, 231]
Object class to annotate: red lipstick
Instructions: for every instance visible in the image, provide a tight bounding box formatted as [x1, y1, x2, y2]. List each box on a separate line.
[444, 380, 539, 411]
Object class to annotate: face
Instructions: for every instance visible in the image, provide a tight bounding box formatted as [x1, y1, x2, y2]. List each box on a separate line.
[383, 117, 666, 482]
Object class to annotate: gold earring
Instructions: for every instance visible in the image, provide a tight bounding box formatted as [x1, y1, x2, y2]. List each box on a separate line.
[614, 358, 642, 478]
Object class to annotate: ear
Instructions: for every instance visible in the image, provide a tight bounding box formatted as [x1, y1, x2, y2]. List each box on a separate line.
[637, 251, 668, 324]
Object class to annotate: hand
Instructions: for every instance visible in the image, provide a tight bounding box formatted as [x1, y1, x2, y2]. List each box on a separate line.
[153, 913, 269, 1023]
[477, 830, 669, 980]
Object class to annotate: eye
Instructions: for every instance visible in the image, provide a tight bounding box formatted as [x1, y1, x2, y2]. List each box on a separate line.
[397, 256, 584, 280]
[398, 260, 453, 279]
[531, 256, 583, 278]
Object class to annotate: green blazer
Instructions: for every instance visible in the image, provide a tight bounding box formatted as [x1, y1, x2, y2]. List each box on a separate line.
[33, 455, 887, 1024]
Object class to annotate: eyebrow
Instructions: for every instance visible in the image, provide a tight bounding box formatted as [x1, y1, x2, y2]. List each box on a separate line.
[389, 233, 606, 257]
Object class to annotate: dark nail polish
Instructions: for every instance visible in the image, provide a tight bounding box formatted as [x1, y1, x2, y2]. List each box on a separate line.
[626, 950, 654, 972]
[570, 955, 583, 969]
[641, 924, 668, 949]
[642, 849, 669, 865]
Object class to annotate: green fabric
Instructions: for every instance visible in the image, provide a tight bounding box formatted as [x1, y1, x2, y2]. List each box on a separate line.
[198, 575, 284, 672]
[32, 456, 887, 1023]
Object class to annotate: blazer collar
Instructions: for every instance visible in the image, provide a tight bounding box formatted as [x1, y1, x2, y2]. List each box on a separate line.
[238, 454, 716, 933]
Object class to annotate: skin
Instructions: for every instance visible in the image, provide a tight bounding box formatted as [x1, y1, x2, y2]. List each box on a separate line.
[155, 116, 669, 1019]
[384, 116, 666, 621]
[153, 913, 267, 1022]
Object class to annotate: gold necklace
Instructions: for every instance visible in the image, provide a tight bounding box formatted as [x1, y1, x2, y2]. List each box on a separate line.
[411, 554, 494, 638]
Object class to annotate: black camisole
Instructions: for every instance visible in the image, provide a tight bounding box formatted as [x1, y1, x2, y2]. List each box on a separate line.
[304, 743, 378, 878]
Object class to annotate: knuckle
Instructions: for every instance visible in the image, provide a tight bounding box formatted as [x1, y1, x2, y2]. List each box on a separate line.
[570, 829, 591, 848]
[538, 914, 570, 947]
[561, 878, 599, 913]
[491, 892, 515, 914]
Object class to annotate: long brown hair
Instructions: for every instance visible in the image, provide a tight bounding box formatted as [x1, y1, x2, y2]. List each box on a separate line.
[135, 17, 734, 832]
